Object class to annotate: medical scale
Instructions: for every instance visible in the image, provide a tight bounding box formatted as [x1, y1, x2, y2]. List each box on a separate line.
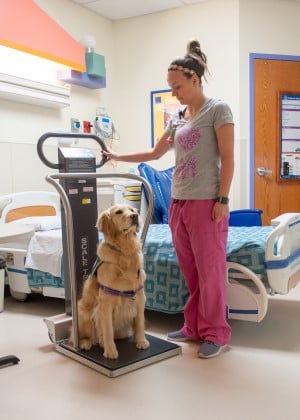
[38, 132, 181, 377]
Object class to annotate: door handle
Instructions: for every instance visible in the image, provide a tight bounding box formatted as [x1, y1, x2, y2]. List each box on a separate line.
[257, 167, 273, 176]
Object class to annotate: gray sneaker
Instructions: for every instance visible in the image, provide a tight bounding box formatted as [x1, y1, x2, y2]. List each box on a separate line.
[197, 340, 223, 359]
[167, 330, 189, 342]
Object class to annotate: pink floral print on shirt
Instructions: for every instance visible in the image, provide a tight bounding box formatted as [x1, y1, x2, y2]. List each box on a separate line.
[174, 126, 200, 180]
[177, 126, 200, 152]
[175, 157, 197, 180]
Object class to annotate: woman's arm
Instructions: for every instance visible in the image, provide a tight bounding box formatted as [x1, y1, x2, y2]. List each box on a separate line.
[102, 131, 171, 163]
[217, 123, 234, 197]
[212, 123, 235, 222]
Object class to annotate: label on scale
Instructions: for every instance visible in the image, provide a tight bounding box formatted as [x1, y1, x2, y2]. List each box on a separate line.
[68, 188, 78, 195]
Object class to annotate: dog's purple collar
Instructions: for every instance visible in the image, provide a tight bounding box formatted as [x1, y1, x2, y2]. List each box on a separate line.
[98, 282, 144, 298]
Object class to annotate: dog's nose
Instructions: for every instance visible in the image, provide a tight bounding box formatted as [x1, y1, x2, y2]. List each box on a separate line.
[131, 213, 138, 224]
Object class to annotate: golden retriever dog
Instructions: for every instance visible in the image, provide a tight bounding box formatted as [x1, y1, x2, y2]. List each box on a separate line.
[70, 204, 150, 359]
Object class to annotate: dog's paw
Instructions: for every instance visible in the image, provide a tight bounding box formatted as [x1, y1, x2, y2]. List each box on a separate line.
[136, 338, 150, 350]
[103, 345, 119, 359]
[79, 338, 93, 351]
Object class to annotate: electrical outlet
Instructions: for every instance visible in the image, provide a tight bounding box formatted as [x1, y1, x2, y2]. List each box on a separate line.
[70, 118, 81, 133]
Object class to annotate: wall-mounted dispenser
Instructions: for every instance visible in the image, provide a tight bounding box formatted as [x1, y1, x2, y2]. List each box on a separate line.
[58, 34, 106, 89]
[82, 35, 106, 78]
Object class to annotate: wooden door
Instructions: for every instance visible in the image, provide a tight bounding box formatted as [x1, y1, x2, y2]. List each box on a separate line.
[253, 58, 300, 225]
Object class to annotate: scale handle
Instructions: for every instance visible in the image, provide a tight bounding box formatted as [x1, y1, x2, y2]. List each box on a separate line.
[37, 132, 108, 169]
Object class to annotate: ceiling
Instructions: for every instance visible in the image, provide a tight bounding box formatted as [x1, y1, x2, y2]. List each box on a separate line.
[70, 0, 208, 21]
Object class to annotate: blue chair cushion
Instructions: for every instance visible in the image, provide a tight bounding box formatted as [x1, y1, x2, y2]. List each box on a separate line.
[138, 163, 174, 224]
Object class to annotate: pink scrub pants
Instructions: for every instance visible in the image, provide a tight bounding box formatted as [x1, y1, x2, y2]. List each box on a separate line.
[169, 198, 231, 346]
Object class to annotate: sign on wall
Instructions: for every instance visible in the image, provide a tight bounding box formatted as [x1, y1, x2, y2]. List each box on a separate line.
[279, 93, 300, 179]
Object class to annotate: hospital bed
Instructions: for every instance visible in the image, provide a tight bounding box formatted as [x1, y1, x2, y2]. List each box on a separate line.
[0, 189, 299, 323]
[0, 191, 62, 300]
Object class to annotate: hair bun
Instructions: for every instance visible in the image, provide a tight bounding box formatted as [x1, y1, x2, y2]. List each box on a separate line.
[187, 39, 201, 55]
[168, 39, 208, 82]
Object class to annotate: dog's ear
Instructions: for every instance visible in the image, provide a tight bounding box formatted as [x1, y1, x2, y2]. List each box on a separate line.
[97, 210, 119, 239]
[96, 210, 110, 234]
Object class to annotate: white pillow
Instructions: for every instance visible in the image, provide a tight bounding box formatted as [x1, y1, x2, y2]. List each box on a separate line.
[9, 215, 61, 231]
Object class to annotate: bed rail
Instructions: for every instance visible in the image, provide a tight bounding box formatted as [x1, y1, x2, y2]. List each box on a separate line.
[265, 213, 300, 294]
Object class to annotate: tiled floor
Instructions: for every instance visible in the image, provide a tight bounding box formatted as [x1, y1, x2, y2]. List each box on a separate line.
[1, 286, 300, 420]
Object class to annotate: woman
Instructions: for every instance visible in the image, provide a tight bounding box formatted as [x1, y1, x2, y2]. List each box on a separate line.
[102, 39, 234, 358]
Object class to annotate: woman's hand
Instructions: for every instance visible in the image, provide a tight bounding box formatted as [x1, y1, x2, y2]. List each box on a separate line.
[212, 202, 229, 223]
[101, 147, 119, 161]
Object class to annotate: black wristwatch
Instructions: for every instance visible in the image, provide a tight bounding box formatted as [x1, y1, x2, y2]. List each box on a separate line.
[216, 196, 229, 205]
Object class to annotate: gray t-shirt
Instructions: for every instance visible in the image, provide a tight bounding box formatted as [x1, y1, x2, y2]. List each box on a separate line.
[169, 97, 234, 200]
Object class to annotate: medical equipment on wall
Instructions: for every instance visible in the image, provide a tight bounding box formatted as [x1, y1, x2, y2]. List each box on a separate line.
[37, 132, 181, 377]
[95, 107, 120, 142]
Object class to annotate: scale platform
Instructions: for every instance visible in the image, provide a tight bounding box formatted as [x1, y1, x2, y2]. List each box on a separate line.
[56, 334, 181, 377]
